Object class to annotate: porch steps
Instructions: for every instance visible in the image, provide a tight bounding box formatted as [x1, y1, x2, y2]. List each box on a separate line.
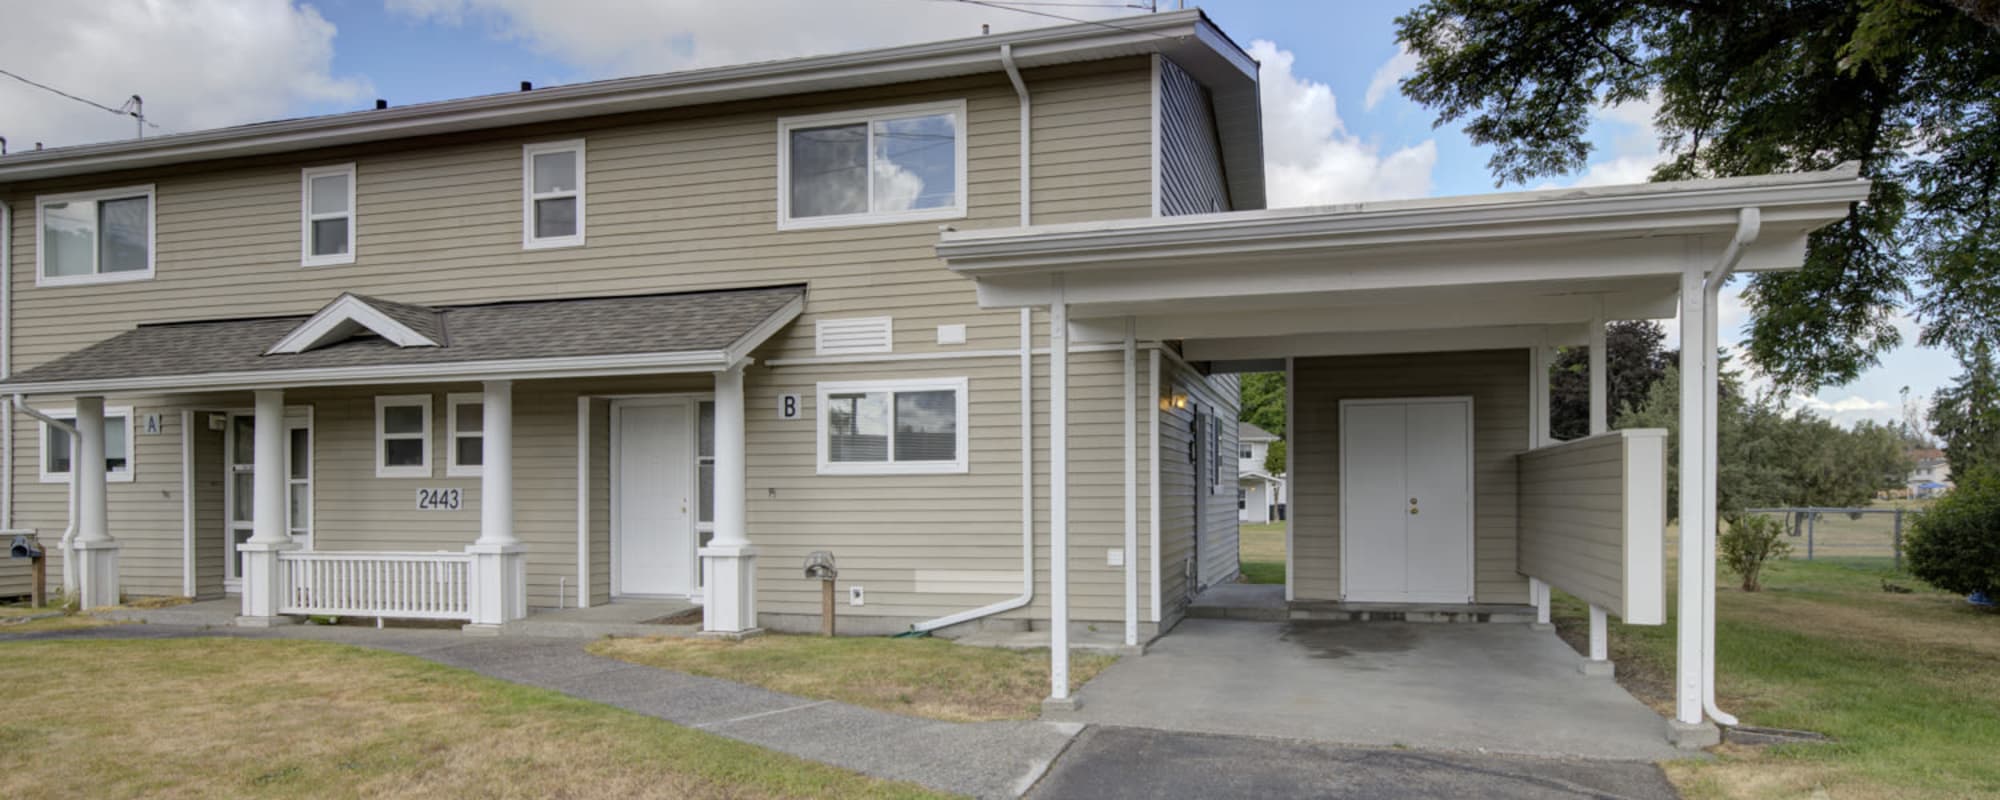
[1187, 584, 1536, 624]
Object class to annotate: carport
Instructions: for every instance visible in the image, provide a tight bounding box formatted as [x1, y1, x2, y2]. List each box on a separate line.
[939, 165, 1871, 746]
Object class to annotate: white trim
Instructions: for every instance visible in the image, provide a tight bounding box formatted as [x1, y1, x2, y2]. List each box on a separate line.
[1337, 396, 1475, 604]
[181, 409, 195, 597]
[300, 163, 357, 267]
[445, 392, 484, 477]
[776, 99, 968, 231]
[1283, 355, 1295, 603]
[8, 349, 730, 395]
[266, 294, 441, 355]
[576, 395, 592, 608]
[609, 395, 709, 599]
[374, 394, 433, 478]
[37, 406, 134, 483]
[815, 376, 970, 475]
[1148, 347, 1161, 621]
[34, 184, 157, 287]
[523, 139, 586, 249]
[1122, 316, 1137, 647]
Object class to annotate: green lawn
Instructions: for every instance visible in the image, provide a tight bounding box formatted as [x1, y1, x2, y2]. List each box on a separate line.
[0, 638, 944, 799]
[1554, 555, 2000, 799]
[1239, 522, 1285, 584]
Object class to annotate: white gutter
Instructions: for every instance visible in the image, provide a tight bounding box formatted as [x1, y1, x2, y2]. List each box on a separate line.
[1, 199, 10, 531]
[908, 47, 1036, 634]
[1701, 208, 1759, 728]
[14, 396, 78, 593]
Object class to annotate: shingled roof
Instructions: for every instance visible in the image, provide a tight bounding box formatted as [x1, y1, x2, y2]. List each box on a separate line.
[2, 285, 804, 394]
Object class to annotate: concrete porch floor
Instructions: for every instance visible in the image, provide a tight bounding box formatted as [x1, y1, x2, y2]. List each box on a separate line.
[1043, 618, 1683, 761]
[98, 597, 701, 639]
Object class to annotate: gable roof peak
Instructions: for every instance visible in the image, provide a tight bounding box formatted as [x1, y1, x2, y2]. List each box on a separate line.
[266, 293, 444, 356]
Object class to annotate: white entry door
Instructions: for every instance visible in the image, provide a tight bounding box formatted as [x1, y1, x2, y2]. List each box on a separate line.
[1340, 397, 1473, 604]
[614, 400, 696, 597]
[223, 409, 312, 592]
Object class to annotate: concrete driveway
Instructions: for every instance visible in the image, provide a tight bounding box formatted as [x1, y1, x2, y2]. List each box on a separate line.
[1044, 618, 1684, 762]
[1030, 726, 1678, 800]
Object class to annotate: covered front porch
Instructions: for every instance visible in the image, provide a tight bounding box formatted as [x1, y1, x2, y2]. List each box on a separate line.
[941, 166, 1872, 742]
[2, 286, 802, 637]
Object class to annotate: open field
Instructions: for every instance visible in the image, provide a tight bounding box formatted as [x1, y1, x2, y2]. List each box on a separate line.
[1737, 498, 1935, 567]
[1238, 522, 1285, 584]
[590, 634, 1117, 722]
[0, 637, 943, 799]
[1554, 554, 2000, 799]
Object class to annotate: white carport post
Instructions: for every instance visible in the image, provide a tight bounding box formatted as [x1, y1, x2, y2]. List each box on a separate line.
[1585, 316, 1612, 671]
[70, 396, 121, 608]
[238, 390, 296, 624]
[1527, 344, 1552, 627]
[1046, 290, 1075, 709]
[1673, 260, 1714, 736]
[700, 362, 759, 636]
[466, 379, 526, 631]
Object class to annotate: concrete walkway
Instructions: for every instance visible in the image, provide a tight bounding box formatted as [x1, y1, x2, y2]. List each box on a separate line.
[1044, 618, 1685, 762]
[2, 624, 1076, 799]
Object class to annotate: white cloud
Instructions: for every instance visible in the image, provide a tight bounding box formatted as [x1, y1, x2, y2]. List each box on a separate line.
[1251, 41, 1436, 207]
[1786, 392, 1895, 423]
[1363, 46, 1418, 111]
[385, 0, 1128, 76]
[1561, 94, 1668, 188]
[0, 0, 370, 151]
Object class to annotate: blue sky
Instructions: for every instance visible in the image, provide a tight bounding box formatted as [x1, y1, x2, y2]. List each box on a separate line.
[0, 0, 1956, 427]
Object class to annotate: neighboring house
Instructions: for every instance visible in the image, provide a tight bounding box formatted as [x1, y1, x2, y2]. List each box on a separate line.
[1238, 421, 1285, 523]
[1907, 449, 1952, 498]
[0, 9, 1870, 731]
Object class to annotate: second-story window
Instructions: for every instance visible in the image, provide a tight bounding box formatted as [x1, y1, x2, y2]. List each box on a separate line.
[523, 139, 585, 248]
[36, 185, 154, 286]
[301, 164, 356, 266]
[778, 100, 966, 230]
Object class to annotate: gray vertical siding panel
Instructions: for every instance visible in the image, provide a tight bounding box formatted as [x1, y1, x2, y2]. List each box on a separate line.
[1156, 58, 1232, 216]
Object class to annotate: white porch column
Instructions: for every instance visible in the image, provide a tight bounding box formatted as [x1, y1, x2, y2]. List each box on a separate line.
[1673, 264, 1711, 732]
[1585, 315, 1613, 675]
[71, 396, 120, 608]
[466, 380, 526, 631]
[237, 390, 297, 624]
[700, 363, 758, 636]
[1047, 294, 1074, 709]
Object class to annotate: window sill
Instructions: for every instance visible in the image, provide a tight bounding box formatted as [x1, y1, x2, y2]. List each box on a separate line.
[301, 254, 355, 268]
[39, 471, 136, 484]
[523, 235, 586, 250]
[375, 467, 433, 479]
[778, 205, 966, 232]
[816, 461, 968, 476]
[445, 466, 484, 478]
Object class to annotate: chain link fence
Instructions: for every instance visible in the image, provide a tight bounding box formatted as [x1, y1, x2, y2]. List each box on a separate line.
[1741, 506, 1920, 571]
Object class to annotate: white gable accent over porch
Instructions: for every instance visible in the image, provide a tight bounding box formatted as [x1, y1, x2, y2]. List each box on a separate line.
[937, 165, 1872, 741]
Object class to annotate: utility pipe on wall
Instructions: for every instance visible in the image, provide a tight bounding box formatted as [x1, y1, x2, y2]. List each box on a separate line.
[1700, 208, 1759, 728]
[1123, 316, 1137, 647]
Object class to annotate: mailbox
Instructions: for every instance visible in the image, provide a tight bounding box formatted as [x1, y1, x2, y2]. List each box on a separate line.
[9, 534, 42, 560]
[804, 551, 837, 580]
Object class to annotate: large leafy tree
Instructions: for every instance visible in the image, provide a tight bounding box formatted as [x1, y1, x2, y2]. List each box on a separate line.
[1931, 342, 2000, 475]
[1550, 320, 1678, 439]
[1398, 1, 2000, 390]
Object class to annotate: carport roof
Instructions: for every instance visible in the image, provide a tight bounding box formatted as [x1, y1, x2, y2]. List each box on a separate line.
[0, 285, 804, 395]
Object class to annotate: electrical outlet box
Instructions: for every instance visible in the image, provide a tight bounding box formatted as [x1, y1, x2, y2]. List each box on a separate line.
[849, 586, 865, 606]
[1107, 548, 1125, 567]
[936, 324, 967, 345]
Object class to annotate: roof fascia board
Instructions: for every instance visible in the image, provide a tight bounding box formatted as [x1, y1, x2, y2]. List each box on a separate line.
[938, 174, 1870, 275]
[722, 293, 806, 365]
[0, 11, 1222, 185]
[267, 294, 440, 355]
[1, 349, 733, 397]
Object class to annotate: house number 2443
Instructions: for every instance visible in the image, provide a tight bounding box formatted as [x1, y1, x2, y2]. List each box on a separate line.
[415, 488, 463, 511]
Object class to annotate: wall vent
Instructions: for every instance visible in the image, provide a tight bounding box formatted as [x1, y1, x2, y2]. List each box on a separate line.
[815, 316, 894, 355]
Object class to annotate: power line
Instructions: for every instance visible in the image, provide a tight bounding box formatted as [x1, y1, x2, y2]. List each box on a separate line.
[0, 66, 162, 134]
[935, 0, 1181, 42]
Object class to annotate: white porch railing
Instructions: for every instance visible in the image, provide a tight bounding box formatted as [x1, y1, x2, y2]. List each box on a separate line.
[278, 551, 473, 620]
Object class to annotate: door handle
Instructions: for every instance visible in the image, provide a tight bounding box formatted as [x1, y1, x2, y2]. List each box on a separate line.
[1409, 497, 1419, 516]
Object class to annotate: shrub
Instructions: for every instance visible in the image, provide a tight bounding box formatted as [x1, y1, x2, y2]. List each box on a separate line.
[1720, 513, 1792, 592]
[1905, 467, 2000, 599]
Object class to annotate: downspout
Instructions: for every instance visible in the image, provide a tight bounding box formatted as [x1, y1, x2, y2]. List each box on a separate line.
[14, 396, 78, 593]
[1701, 208, 1759, 728]
[2, 199, 11, 532]
[908, 44, 1034, 634]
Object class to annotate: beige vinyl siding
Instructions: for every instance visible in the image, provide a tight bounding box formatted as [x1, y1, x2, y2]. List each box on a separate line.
[0, 561, 29, 599]
[1153, 353, 1240, 623]
[9, 405, 189, 598]
[1156, 57, 1232, 215]
[2, 59, 1157, 614]
[1517, 430, 1667, 622]
[190, 410, 226, 598]
[1291, 350, 1532, 604]
[587, 397, 611, 607]
[3, 59, 1152, 375]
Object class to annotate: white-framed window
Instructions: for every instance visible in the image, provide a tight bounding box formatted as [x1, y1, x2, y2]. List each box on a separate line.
[36, 185, 155, 286]
[816, 377, 968, 475]
[375, 395, 432, 478]
[301, 163, 356, 266]
[39, 407, 135, 483]
[523, 139, 585, 248]
[777, 100, 966, 230]
[446, 393, 484, 478]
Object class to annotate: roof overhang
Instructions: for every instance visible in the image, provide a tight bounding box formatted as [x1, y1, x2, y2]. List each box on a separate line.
[1, 291, 801, 397]
[935, 166, 1869, 352]
[0, 10, 1258, 197]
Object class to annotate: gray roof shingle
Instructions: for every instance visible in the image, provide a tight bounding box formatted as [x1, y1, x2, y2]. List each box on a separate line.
[4, 285, 804, 389]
